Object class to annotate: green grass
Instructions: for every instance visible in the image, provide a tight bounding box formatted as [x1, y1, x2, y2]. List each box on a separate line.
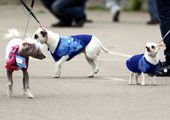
[87, 6, 108, 11]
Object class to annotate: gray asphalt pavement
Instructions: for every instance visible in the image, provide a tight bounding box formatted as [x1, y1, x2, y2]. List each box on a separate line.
[0, 5, 170, 120]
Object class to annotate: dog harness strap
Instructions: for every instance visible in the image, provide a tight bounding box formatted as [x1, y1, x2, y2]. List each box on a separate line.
[51, 35, 92, 61]
[20, 0, 47, 32]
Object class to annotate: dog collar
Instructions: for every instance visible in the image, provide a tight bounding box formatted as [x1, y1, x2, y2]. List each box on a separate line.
[44, 37, 50, 51]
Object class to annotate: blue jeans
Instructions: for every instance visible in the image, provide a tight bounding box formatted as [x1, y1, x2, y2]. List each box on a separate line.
[156, 0, 170, 62]
[41, 0, 86, 22]
[148, 0, 159, 21]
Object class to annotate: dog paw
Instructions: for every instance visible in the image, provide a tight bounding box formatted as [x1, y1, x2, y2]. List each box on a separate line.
[153, 83, 158, 86]
[7, 91, 13, 98]
[28, 93, 34, 99]
[136, 83, 141, 85]
[141, 83, 146, 86]
[128, 83, 132, 85]
[53, 74, 60, 78]
[94, 69, 99, 74]
[88, 75, 94, 78]
[24, 90, 34, 99]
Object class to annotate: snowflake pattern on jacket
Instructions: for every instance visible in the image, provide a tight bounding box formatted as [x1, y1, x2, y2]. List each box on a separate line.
[51, 35, 92, 61]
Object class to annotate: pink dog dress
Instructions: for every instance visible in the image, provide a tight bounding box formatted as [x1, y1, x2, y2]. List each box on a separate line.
[5, 45, 29, 72]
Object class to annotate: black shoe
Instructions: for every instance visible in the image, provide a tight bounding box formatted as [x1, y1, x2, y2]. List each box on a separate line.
[159, 62, 170, 69]
[51, 21, 72, 27]
[85, 19, 93, 23]
[113, 10, 120, 22]
[74, 17, 85, 27]
[147, 19, 159, 25]
[156, 62, 170, 77]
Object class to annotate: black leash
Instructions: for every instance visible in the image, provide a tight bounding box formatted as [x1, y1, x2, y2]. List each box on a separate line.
[157, 30, 170, 44]
[31, 0, 35, 8]
[20, 0, 40, 24]
[20, 0, 46, 32]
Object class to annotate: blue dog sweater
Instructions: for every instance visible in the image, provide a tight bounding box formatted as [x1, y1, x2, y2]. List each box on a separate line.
[126, 54, 160, 75]
[51, 35, 92, 61]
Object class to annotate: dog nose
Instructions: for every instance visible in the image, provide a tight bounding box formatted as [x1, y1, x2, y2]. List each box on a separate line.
[41, 55, 46, 59]
[146, 47, 151, 52]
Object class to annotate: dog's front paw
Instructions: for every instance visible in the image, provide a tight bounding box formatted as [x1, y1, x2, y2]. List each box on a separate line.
[24, 89, 34, 99]
[94, 69, 99, 74]
[153, 83, 158, 86]
[128, 82, 132, 85]
[53, 75, 60, 78]
[136, 82, 141, 85]
[88, 74, 94, 78]
[141, 83, 146, 86]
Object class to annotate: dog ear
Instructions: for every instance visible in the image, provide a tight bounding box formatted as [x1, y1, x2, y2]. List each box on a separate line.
[23, 42, 31, 47]
[157, 43, 165, 48]
[22, 42, 35, 49]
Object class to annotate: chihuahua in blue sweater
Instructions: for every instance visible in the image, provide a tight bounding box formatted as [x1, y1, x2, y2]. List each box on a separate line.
[126, 42, 164, 86]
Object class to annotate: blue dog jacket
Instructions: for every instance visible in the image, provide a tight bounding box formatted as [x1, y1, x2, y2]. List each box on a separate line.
[126, 54, 160, 75]
[51, 35, 92, 61]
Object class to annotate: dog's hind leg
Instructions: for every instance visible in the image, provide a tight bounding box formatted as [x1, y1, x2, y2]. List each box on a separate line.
[128, 72, 134, 85]
[23, 71, 34, 99]
[85, 57, 96, 78]
[7, 71, 13, 97]
[94, 56, 100, 74]
[53, 55, 69, 78]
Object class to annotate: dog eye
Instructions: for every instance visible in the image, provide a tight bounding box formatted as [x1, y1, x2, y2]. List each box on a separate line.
[34, 34, 39, 39]
[151, 46, 155, 49]
[40, 31, 47, 37]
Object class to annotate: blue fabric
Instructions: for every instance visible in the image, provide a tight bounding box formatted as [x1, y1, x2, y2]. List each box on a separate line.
[126, 54, 160, 74]
[41, 0, 86, 21]
[148, 0, 159, 20]
[51, 35, 92, 61]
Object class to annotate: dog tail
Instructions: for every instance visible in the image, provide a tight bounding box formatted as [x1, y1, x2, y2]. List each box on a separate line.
[101, 44, 112, 54]
[4, 29, 20, 39]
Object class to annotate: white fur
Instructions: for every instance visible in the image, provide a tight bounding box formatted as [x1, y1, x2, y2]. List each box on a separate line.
[5, 29, 43, 61]
[4, 29, 20, 39]
[5, 29, 22, 60]
[34, 28, 113, 78]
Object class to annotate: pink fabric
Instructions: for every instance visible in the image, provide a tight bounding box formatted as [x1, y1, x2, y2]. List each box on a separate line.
[5, 45, 29, 72]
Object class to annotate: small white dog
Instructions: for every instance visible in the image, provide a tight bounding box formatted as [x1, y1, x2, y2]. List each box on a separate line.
[33, 28, 113, 78]
[5, 29, 46, 98]
[126, 42, 164, 86]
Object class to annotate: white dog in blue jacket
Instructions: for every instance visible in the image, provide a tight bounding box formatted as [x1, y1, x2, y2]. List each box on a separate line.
[34, 28, 112, 78]
[126, 42, 164, 86]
